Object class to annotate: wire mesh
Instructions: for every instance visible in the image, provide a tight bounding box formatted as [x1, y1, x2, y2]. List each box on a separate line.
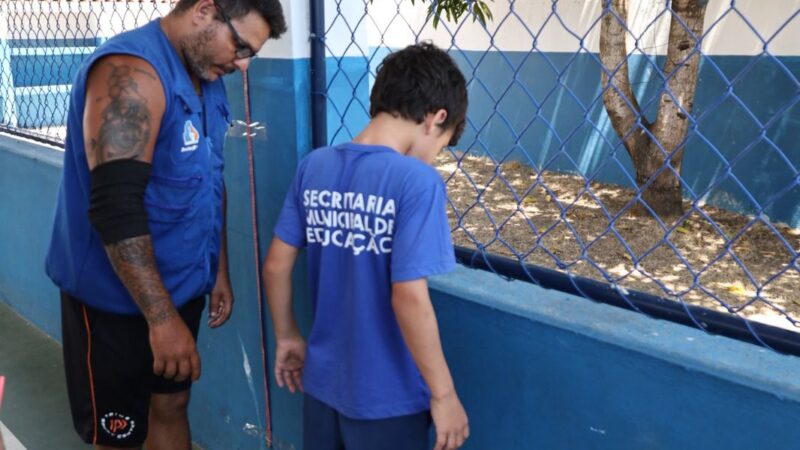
[316, 0, 800, 346]
[0, 0, 175, 145]
[2, 0, 799, 349]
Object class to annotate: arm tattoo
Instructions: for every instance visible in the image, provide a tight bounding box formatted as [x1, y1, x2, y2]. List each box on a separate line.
[108, 238, 157, 269]
[134, 67, 158, 81]
[91, 63, 153, 164]
[106, 236, 175, 325]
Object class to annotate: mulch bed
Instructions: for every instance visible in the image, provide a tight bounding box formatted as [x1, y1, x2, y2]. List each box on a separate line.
[436, 151, 800, 331]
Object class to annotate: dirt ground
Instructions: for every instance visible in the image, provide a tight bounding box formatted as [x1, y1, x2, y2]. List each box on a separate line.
[435, 151, 800, 331]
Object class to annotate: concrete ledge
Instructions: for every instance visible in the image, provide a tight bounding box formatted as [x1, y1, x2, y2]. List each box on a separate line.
[430, 265, 800, 403]
[0, 133, 63, 167]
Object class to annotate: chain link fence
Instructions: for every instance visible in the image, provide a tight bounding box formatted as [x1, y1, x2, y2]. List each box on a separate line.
[317, 0, 800, 348]
[0, 0, 174, 144]
[2, 0, 799, 349]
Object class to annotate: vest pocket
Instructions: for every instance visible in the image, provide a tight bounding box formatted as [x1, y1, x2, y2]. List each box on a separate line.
[143, 174, 207, 284]
[144, 200, 191, 223]
[145, 173, 203, 223]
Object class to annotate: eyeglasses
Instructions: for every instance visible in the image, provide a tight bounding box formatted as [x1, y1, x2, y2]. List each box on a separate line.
[213, 0, 256, 59]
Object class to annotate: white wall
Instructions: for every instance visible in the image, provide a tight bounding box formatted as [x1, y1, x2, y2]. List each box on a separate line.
[258, 0, 310, 59]
[360, 0, 800, 56]
[323, 0, 371, 58]
[4, 1, 796, 58]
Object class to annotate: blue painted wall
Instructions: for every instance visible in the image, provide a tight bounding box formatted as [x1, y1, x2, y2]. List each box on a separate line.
[324, 56, 371, 144]
[6, 38, 103, 48]
[333, 49, 800, 227]
[11, 53, 90, 88]
[430, 268, 800, 450]
[1, 39, 96, 127]
[0, 137, 62, 337]
[4, 53, 800, 450]
[188, 57, 314, 450]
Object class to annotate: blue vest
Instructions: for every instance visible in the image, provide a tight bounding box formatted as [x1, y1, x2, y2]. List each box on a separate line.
[45, 20, 230, 314]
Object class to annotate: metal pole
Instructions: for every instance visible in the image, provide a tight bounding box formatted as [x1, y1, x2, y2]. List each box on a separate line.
[310, 0, 327, 149]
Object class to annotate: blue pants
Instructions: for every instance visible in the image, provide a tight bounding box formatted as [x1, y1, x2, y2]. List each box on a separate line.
[303, 394, 431, 450]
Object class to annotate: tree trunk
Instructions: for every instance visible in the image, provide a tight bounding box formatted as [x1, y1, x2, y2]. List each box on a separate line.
[600, 0, 707, 219]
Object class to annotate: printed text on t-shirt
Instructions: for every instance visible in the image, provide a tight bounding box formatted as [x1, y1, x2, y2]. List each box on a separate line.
[304, 189, 396, 256]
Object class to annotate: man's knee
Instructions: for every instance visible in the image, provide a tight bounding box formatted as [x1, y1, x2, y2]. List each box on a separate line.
[150, 391, 190, 422]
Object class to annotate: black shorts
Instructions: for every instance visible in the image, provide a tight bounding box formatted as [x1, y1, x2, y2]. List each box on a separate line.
[61, 292, 205, 447]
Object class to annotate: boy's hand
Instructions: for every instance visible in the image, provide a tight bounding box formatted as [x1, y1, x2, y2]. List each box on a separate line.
[274, 335, 306, 393]
[431, 390, 469, 450]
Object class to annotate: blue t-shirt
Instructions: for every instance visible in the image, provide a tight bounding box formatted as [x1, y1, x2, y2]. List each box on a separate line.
[274, 142, 456, 419]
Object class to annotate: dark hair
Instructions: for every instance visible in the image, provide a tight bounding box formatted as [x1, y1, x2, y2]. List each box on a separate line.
[175, 0, 287, 39]
[370, 42, 468, 146]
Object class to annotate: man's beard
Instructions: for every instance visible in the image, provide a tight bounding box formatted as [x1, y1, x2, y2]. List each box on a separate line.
[183, 27, 218, 81]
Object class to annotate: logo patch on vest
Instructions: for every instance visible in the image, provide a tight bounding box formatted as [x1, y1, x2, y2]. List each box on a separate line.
[181, 120, 200, 153]
[101, 412, 136, 440]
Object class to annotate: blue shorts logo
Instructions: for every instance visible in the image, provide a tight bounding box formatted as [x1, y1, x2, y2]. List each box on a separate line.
[181, 120, 200, 153]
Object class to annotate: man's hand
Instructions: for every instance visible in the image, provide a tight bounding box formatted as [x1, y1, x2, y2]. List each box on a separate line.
[150, 316, 201, 383]
[208, 273, 234, 328]
[211, 184, 233, 329]
[431, 390, 470, 450]
[274, 335, 306, 394]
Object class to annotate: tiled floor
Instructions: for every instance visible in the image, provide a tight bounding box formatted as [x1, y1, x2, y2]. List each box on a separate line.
[0, 301, 206, 450]
[0, 301, 86, 450]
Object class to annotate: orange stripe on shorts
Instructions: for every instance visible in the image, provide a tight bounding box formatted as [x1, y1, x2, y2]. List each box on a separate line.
[82, 305, 98, 445]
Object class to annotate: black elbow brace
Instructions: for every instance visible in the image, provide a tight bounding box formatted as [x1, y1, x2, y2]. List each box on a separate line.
[88, 159, 152, 245]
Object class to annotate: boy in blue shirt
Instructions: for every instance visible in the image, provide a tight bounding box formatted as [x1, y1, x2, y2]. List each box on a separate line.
[264, 42, 469, 450]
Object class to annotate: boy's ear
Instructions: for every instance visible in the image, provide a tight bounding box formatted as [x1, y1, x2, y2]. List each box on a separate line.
[425, 109, 449, 134]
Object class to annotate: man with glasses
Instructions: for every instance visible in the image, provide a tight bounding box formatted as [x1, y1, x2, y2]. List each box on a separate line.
[45, 1, 286, 449]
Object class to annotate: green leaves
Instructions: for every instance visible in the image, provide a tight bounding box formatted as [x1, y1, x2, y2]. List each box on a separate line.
[371, 0, 494, 28]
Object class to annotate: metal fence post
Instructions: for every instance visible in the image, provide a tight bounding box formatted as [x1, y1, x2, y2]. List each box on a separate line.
[310, 0, 328, 149]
